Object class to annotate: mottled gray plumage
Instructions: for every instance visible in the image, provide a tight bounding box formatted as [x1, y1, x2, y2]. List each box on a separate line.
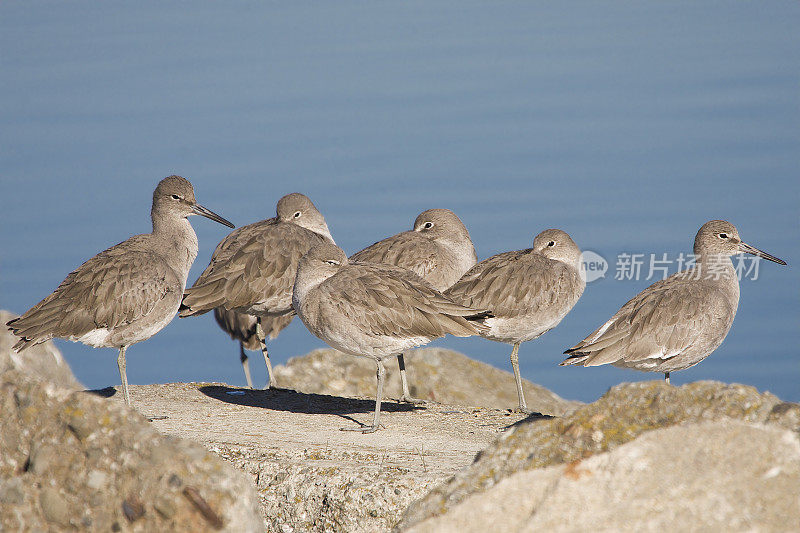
[180, 193, 334, 388]
[6, 175, 234, 407]
[212, 308, 293, 388]
[293, 243, 490, 432]
[446, 229, 585, 412]
[350, 208, 477, 402]
[562, 220, 786, 383]
[350, 209, 477, 291]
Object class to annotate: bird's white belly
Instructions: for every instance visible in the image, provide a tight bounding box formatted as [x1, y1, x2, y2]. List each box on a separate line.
[321, 327, 431, 359]
[481, 314, 564, 344]
[73, 300, 179, 348]
[120, 311, 178, 346]
[73, 329, 112, 347]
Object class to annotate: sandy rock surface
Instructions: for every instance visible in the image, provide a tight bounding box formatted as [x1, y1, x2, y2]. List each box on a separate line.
[273, 348, 581, 416]
[124, 382, 531, 532]
[397, 380, 800, 530]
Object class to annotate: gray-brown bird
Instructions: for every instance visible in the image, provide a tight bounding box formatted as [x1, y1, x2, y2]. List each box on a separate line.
[293, 243, 491, 433]
[561, 220, 785, 383]
[350, 208, 477, 402]
[180, 193, 334, 389]
[7, 176, 234, 406]
[445, 229, 585, 413]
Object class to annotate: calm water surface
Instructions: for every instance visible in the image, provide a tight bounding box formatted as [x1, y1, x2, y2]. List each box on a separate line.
[1, 1, 798, 403]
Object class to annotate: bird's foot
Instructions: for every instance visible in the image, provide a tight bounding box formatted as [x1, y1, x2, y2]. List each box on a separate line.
[512, 407, 534, 415]
[146, 415, 169, 422]
[340, 424, 384, 434]
[398, 394, 427, 405]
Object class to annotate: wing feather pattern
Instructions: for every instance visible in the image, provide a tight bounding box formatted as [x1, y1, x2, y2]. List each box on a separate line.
[8, 244, 178, 351]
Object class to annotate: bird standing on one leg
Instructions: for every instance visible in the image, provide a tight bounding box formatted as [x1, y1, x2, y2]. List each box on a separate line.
[6, 176, 234, 407]
[445, 229, 585, 413]
[561, 220, 786, 382]
[350, 208, 477, 403]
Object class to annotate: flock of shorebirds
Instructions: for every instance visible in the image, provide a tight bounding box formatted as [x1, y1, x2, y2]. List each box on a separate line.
[7, 176, 786, 433]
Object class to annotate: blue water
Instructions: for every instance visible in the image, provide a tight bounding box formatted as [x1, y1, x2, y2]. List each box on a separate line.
[1, 1, 798, 404]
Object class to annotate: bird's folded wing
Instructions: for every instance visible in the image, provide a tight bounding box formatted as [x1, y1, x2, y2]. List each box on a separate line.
[9, 249, 177, 346]
[351, 232, 439, 280]
[446, 250, 578, 319]
[182, 223, 325, 314]
[319, 265, 486, 339]
[563, 280, 732, 366]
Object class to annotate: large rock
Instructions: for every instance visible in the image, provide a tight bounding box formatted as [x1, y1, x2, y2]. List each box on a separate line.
[405, 421, 800, 532]
[1, 309, 82, 389]
[398, 380, 800, 530]
[0, 369, 263, 532]
[274, 348, 580, 416]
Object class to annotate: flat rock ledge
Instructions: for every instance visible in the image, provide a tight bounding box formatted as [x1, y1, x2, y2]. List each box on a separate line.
[127, 382, 532, 532]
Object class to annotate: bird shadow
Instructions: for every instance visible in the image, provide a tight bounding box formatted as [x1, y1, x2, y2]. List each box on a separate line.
[504, 411, 553, 430]
[198, 385, 423, 416]
[85, 386, 117, 398]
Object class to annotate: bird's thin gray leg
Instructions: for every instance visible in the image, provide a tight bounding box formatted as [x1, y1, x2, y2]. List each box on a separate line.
[398, 353, 425, 404]
[117, 346, 131, 406]
[342, 358, 386, 433]
[240, 341, 254, 389]
[664, 372, 671, 385]
[255, 318, 276, 389]
[509, 342, 531, 414]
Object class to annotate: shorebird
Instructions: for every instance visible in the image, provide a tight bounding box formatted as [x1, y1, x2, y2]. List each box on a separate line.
[180, 193, 334, 389]
[445, 229, 585, 413]
[293, 243, 491, 433]
[561, 220, 786, 383]
[350, 208, 477, 402]
[6, 176, 234, 407]
[212, 308, 293, 389]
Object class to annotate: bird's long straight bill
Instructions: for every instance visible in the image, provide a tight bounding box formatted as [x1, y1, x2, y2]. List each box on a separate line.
[192, 204, 235, 228]
[739, 242, 786, 265]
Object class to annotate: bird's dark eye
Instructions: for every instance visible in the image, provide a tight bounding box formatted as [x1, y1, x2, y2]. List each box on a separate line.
[324, 259, 339, 265]
[294, 211, 302, 218]
[171, 194, 181, 200]
[423, 222, 433, 229]
[548, 241, 555, 247]
[718, 233, 728, 239]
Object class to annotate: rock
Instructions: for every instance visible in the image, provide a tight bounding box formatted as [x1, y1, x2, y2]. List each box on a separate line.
[1, 309, 82, 389]
[274, 348, 580, 416]
[0, 478, 25, 505]
[39, 487, 70, 527]
[405, 422, 800, 532]
[123, 381, 532, 533]
[398, 380, 800, 530]
[0, 369, 263, 532]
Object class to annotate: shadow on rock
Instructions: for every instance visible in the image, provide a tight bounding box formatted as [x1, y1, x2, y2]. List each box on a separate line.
[85, 386, 117, 398]
[504, 411, 553, 430]
[199, 385, 423, 415]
